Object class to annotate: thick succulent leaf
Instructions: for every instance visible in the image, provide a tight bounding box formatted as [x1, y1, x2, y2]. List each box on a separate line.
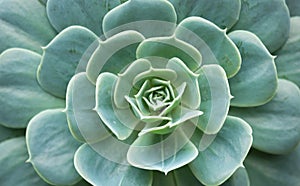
[222, 167, 250, 186]
[228, 30, 277, 107]
[136, 36, 202, 71]
[102, 0, 177, 38]
[0, 0, 56, 54]
[37, 26, 98, 98]
[0, 48, 64, 128]
[0, 125, 24, 142]
[286, 0, 300, 16]
[168, 0, 241, 29]
[244, 146, 300, 186]
[66, 73, 111, 143]
[46, 0, 120, 35]
[96, 72, 139, 140]
[0, 137, 50, 186]
[175, 17, 241, 78]
[26, 109, 82, 185]
[75, 144, 153, 186]
[230, 0, 290, 52]
[87, 30, 145, 84]
[275, 17, 300, 87]
[229, 79, 300, 154]
[127, 126, 198, 174]
[189, 116, 252, 185]
[195, 64, 231, 134]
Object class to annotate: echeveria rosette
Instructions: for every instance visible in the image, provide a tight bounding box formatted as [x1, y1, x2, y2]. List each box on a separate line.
[0, 0, 299, 186]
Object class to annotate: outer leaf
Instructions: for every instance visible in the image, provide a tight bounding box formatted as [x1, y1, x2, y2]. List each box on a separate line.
[244, 146, 300, 186]
[168, 0, 241, 29]
[229, 79, 300, 154]
[286, 0, 300, 16]
[189, 116, 252, 185]
[75, 144, 153, 186]
[228, 30, 277, 107]
[46, 0, 120, 35]
[102, 0, 177, 38]
[0, 137, 50, 186]
[175, 17, 241, 78]
[230, 0, 290, 52]
[0, 48, 64, 128]
[222, 167, 250, 186]
[0, 0, 56, 54]
[0, 125, 24, 142]
[37, 26, 99, 98]
[26, 109, 82, 185]
[195, 64, 231, 134]
[275, 17, 300, 87]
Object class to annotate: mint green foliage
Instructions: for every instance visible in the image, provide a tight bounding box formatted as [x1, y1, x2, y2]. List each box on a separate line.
[0, 0, 299, 186]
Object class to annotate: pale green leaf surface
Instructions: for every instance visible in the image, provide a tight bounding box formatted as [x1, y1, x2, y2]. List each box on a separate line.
[102, 0, 177, 38]
[195, 64, 231, 134]
[26, 109, 82, 185]
[189, 116, 252, 185]
[229, 79, 300, 154]
[230, 0, 290, 52]
[75, 144, 153, 186]
[46, 0, 120, 35]
[244, 145, 300, 186]
[37, 26, 99, 98]
[286, 0, 300, 16]
[0, 0, 56, 54]
[275, 17, 300, 87]
[228, 30, 277, 107]
[222, 167, 250, 186]
[66, 73, 111, 143]
[0, 48, 64, 128]
[0, 125, 24, 142]
[168, 0, 241, 29]
[0, 137, 50, 186]
[175, 17, 241, 78]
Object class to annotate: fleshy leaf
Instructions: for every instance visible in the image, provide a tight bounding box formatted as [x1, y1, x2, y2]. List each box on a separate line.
[86, 30, 145, 84]
[102, 0, 177, 38]
[244, 146, 300, 186]
[46, 0, 120, 35]
[0, 125, 24, 142]
[195, 64, 231, 134]
[286, 0, 300, 16]
[66, 73, 111, 143]
[275, 17, 300, 87]
[189, 116, 252, 185]
[0, 48, 64, 128]
[230, 0, 290, 52]
[168, 0, 241, 29]
[175, 17, 241, 78]
[26, 109, 82, 185]
[0, 0, 56, 54]
[0, 137, 50, 186]
[222, 167, 250, 186]
[136, 36, 202, 71]
[229, 79, 300, 154]
[228, 30, 277, 107]
[75, 144, 153, 186]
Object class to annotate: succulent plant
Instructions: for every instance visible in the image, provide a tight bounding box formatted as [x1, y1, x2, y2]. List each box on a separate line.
[0, 0, 300, 185]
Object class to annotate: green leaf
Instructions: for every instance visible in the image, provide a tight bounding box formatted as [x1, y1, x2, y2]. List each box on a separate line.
[0, 0, 56, 54]
[39, 0, 47, 5]
[102, 0, 177, 38]
[0, 137, 51, 186]
[86, 30, 145, 84]
[286, 0, 300, 16]
[0, 125, 24, 142]
[244, 146, 300, 186]
[175, 17, 241, 78]
[168, 0, 241, 29]
[26, 109, 82, 185]
[229, 79, 300, 155]
[222, 167, 250, 186]
[189, 116, 252, 185]
[275, 17, 300, 87]
[136, 36, 202, 71]
[195, 64, 231, 134]
[46, 0, 120, 35]
[66, 72, 111, 143]
[37, 26, 99, 98]
[0, 48, 64, 128]
[75, 144, 153, 186]
[127, 126, 198, 174]
[228, 30, 277, 107]
[230, 0, 290, 52]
